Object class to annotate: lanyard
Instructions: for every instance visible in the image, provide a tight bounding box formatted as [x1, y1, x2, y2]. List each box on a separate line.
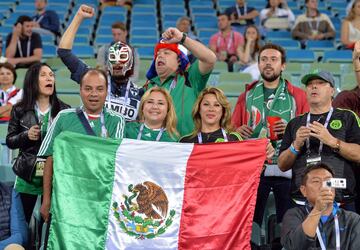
[107, 76, 131, 105]
[236, 4, 247, 16]
[308, 16, 320, 32]
[197, 128, 228, 144]
[137, 123, 164, 141]
[216, 31, 234, 52]
[34, 14, 44, 23]
[316, 214, 340, 250]
[17, 38, 31, 58]
[82, 109, 108, 138]
[306, 202, 340, 250]
[305, 107, 333, 155]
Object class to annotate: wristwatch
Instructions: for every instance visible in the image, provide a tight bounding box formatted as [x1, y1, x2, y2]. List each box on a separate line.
[332, 139, 341, 152]
[179, 32, 187, 45]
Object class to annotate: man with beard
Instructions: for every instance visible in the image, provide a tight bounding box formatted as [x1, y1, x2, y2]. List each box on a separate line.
[58, 5, 143, 121]
[231, 43, 309, 228]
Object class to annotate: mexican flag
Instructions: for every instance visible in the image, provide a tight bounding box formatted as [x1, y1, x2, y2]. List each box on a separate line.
[47, 132, 267, 250]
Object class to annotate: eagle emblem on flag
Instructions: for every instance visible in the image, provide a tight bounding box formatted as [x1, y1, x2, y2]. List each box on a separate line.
[112, 181, 176, 240]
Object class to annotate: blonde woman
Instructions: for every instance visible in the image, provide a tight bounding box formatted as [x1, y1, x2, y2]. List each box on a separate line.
[180, 87, 242, 143]
[341, 0, 360, 49]
[125, 86, 179, 142]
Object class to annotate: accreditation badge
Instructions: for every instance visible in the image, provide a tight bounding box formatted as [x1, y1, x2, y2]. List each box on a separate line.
[35, 158, 46, 177]
[306, 154, 321, 167]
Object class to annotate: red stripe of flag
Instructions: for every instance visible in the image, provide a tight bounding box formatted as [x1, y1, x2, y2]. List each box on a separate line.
[178, 139, 267, 250]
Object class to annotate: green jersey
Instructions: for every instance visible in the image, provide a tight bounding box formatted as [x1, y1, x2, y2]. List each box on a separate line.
[145, 60, 211, 136]
[38, 108, 125, 157]
[125, 121, 178, 142]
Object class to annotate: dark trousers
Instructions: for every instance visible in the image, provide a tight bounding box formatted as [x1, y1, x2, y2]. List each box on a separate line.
[253, 176, 292, 226]
[20, 192, 38, 224]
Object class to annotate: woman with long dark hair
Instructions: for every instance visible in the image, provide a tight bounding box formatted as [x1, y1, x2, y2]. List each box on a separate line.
[6, 62, 70, 223]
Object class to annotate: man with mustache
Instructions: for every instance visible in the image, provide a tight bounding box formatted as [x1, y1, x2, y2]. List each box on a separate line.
[58, 5, 143, 121]
[278, 69, 360, 213]
[232, 43, 309, 227]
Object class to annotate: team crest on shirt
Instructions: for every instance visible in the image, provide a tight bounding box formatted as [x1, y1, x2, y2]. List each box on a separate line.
[112, 181, 175, 240]
[330, 120, 342, 130]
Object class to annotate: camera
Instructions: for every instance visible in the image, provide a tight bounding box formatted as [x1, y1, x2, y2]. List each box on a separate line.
[323, 178, 347, 189]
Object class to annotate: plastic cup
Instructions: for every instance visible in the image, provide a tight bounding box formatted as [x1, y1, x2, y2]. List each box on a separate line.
[267, 116, 281, 141]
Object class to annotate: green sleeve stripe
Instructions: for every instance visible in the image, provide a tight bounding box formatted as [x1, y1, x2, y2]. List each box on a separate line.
[230, 132, 243, 141]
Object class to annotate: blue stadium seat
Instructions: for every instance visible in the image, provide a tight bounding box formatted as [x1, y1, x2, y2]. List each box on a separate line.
[193, 15, 217, 29]
[322, 50, 352, 63]
[132, 5, 156, 14]
[265, 30, 292, 40]
[94, 36, 111, 46]
[131, 28, 158, 37]
[162, 14, 185, 22]
[287, 50, 316, 63]
[14, 3, 34, 12]
[271, 40, 300, 50]
[40, 34, 55, 45]
[306, 40, 335, 51]
[102, 5, 127, 14]
[162, 6, 185, 15]
[42, 44, 56, 58]
[98, 14, 126, 25]
[129, 37, 158, 47]
[137, 47, 154, 59]
[72, 45, 94, 58]
[131, 13, 157, 25]
[191, 7, 216, 15]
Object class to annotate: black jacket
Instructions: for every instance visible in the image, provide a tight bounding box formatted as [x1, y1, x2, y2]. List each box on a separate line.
[281, 205, 360, 250]
[6, 101, 70, 155]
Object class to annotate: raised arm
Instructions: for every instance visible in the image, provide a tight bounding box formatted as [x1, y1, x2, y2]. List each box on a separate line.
[59, 4, 95, 50]
[161, 27, 217, 74]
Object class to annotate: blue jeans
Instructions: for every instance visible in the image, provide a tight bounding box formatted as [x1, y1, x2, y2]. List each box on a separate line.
[253, 175, 292, 226]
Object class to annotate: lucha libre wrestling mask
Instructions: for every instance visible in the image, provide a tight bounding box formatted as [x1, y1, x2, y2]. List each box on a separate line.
[107, 41, 134, 76]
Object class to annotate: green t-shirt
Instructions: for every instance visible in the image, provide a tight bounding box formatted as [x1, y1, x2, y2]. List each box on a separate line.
[145, 60, 211, 136]
[15, 108, 125, 195]
[125, 121, 178, 142]
[38, 108, 125, 157]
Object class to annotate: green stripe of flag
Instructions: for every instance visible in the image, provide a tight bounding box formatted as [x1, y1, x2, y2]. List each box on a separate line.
[47, 131, 121, 250]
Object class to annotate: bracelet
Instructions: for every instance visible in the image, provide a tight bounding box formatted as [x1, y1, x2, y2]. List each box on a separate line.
[289, 143, 299, 156]
[179, 32, 187, 45]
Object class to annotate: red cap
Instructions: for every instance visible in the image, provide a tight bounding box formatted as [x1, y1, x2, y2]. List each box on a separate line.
[154, 43, 181, 58]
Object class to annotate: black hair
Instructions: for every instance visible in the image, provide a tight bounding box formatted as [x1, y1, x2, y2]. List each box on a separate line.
[15, 15, 32, 25]
[265, 0, 283, 8]
[301, 163, 335, 185]
[16, 62, 62, 119]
